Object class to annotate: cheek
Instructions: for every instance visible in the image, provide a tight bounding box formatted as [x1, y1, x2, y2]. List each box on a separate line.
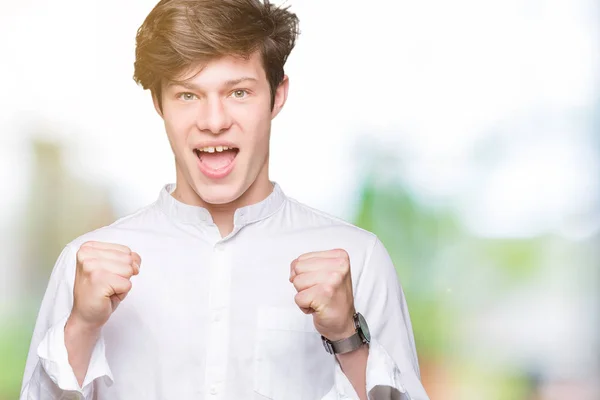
[231, 111, 268, 168]
[238, 107, 271, 143]
[243, 122, 271, 160]
[164, 113, 194, 147]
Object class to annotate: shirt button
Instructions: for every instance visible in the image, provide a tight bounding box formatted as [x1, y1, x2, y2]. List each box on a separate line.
[210, 385, 218, 395]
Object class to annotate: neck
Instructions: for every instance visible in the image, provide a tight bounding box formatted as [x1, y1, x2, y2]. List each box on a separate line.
[206, 178, 274, 237]
[171, 167, 273, 237]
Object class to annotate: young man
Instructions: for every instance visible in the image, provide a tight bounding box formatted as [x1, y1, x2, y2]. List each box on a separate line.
[21, 1, 429, 399]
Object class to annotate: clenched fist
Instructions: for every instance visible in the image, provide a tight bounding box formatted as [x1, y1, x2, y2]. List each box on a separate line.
[289, 249, 355, 341]
[70, 241, 141, 329]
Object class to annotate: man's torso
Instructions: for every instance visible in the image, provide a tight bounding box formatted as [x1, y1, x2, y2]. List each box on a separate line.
[68, 193, 375, 399]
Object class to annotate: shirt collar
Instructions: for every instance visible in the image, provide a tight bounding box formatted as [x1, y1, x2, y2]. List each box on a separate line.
[156, 182, 286, 226]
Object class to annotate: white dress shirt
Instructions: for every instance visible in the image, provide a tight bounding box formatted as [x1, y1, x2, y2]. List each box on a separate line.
[20, 183, 429, 400]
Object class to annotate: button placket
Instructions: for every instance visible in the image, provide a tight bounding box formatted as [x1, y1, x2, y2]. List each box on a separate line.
[204, 244, 232, 398]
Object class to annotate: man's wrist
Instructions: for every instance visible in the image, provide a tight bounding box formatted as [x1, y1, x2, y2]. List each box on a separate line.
[65, 314, 103, 340]
[325, 323, 357, 342]
[322, 312, 371, 355]
[64, 314, 102, 363]
[322, 309, 357, 341]
[64, 314, 103, 387]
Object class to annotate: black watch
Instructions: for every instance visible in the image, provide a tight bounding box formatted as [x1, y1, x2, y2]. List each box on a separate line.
[321, 312, 371, 355]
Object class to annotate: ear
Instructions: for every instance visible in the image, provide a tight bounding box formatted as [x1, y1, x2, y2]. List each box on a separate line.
[152, 92, 164, 118]
[271, 75, 289, 120]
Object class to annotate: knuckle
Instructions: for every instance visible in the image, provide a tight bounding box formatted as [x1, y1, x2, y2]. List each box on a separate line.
[322, 285, 335, 298]
[77, 246, 92, 262]
[81, 259, 96, 274]
[339, 259, 350, 273]
[123, 253, 133, 264]
[329, 271, 343, 285]
[128, 264, 137, 276]
[294, 291, 306, 307]
[76, 250, 86, 265]
[334, 249, 348, 258]
[291, 277, 301, 291]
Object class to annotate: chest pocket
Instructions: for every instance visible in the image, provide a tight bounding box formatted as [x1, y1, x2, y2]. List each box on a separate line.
[253, 307, 334, 400]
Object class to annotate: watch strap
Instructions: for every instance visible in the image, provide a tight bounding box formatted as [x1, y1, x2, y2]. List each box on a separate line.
[321, 331, 365, 355]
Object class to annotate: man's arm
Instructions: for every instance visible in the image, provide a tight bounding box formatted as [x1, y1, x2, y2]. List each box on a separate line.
[21, 241, 138, 399]
[341, 236, 429, 399]
[20, 245, 96, 399]
[336, 345, 369, 399]
[289, 238, 429, 399]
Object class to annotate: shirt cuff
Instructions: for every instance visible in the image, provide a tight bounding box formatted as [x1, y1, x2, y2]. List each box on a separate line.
[36, 315, 114, 394]
[333, 338, 407, 399]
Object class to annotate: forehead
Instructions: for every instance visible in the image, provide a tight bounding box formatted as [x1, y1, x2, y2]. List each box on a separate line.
[169, 52, 267, 89]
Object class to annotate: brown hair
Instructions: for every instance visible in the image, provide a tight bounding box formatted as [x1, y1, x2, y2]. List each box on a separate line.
[133, 0, 300, 111]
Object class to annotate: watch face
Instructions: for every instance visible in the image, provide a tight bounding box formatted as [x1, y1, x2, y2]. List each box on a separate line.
[357, 313, 371, 342]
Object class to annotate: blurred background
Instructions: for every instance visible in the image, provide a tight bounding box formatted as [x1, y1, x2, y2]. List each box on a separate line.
[1, 0, 598, 399]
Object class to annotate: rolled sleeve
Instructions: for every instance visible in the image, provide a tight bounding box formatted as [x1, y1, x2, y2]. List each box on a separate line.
[21, 244, 115, 399]
[332, 339, 407, 400]
[36, 315, 114, 395]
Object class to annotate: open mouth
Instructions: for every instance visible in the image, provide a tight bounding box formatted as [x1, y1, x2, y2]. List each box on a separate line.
[194, 145, 239, 171]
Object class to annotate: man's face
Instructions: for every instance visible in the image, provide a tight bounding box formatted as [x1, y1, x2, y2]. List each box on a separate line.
[155, 51, 288, 206]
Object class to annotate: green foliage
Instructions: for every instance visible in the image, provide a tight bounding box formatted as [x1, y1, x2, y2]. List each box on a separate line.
[476, 239, 544, 281]
[0, 319, 34, 400]
[353, 178, 460, 359]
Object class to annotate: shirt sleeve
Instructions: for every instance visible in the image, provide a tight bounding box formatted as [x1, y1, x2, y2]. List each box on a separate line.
[326, 237, 430, 400]
[20, 244, 114, 400]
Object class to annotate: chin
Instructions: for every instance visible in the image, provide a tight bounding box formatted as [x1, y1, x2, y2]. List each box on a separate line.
[194, 182, 244, 206]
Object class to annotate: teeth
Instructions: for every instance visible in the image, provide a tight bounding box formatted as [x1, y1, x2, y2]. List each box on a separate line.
[198, 145, 233, 153]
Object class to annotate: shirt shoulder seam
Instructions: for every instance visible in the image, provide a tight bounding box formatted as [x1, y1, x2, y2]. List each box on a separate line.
[285, 198, 377, 238]
[64, 203, 157, 248]
[107, 203, 157, 228]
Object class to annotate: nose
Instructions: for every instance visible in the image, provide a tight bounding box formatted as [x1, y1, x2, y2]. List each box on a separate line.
[196, 96, 232, 135]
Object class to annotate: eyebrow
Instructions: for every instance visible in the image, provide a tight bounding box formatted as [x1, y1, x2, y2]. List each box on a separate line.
[168, 77, 258, 91]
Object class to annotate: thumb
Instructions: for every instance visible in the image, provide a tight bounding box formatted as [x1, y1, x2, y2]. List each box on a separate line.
[104, 274, 133, 304]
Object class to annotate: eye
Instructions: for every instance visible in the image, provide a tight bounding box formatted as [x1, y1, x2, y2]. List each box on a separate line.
[178, 92, 198, 101]
[230, 89, 248, 99]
